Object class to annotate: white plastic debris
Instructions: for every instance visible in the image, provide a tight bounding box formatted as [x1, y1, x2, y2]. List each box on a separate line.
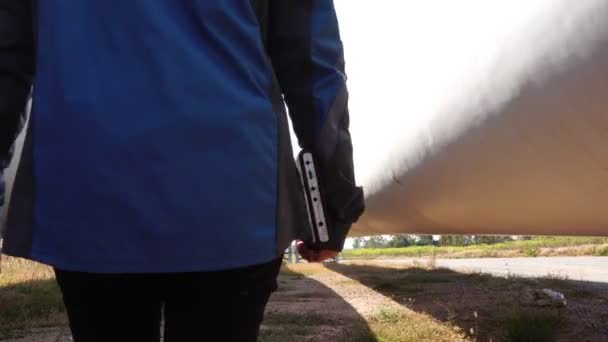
[541, 288, 567, 307]
[521, 288, 567, 307]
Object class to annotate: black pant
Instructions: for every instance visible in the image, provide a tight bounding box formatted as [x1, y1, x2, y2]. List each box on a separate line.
[54, 258, 282, 342]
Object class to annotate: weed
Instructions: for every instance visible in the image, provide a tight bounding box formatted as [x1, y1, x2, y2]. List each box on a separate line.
[601, 314, 608, 328]
[595, 245, 608, 256]
[369, 309, 405, 324]
[368, 309, 467, 342]
[372, 281, 401, 292]
[503, 309, 560, 342]
[283, 263, 329, 276]
[523, 246, 540, 257]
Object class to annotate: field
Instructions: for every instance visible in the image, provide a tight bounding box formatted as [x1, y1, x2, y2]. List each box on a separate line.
[2, 255, 608, 341]
[342, 236, 608, 259]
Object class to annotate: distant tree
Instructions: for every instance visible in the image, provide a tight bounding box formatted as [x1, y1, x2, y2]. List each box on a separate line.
[416, 235, 435, 246]
[442, 235, 467, 246]
[366, 235, 389, 248]
[389, 235, 413, 248]
[477, 236, 513, 245]
[352, 237, 363, 249]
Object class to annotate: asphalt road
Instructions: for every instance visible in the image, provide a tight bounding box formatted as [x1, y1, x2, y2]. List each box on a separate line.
[356, 257, 608, 285]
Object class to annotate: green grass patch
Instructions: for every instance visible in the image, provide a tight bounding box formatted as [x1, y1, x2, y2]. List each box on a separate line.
[595, 245, 608, 256]
[524, 246, 540, 257]
[368, 309, 406, 324]
[367, 309, 466, 342]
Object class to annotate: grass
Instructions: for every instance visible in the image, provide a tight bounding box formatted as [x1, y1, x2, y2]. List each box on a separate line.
[597, 245, 608, 256]
[259, 311, 373, 342]
[342, 236, 608, 259]
[1, 255, 596, 342]
[0, 255, 66, 339]
[523, 245, 540, 257]
[323, 262, 598, 341]
[503, 310, 561, 342]
[281, 262, 330, 276]
[367, 309, 466, 342]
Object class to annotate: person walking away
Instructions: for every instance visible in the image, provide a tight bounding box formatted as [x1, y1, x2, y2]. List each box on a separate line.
[0, 1, 364, 341]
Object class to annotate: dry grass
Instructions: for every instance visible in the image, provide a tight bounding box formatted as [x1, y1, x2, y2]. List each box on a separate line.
[367, 308, 467, 342]
[0, 255, 66, 340]
[282, 262, 332, 276]
[0, 256, 55, 284]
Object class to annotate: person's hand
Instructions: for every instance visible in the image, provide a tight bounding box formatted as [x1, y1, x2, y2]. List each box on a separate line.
[296, 240, 339, 263]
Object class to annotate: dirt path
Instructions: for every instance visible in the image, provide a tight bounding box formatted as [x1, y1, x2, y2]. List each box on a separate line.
[3, 328, 71, 342]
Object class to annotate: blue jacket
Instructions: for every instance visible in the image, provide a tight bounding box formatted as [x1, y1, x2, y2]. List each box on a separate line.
[0, 0, 363, 273]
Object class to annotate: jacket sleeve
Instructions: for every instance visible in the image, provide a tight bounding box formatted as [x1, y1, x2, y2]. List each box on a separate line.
[0, 0, 35, 165]
[267, 0, 364, 251]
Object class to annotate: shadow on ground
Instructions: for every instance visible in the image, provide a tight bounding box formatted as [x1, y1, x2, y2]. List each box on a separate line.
[7, 261, 607, 341]
[0, 279, 68, 341]
[0, 268, 375, 342]
[260, 266, 375, 342]
[326, 262, 608, 342]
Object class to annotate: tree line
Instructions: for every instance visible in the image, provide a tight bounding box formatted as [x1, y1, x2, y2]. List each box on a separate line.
[351, 235, 527, 249]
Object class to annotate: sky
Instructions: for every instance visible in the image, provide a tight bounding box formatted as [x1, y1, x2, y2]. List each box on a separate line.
[318, 0, 539, 248]
[327, 0, 603, 246]
[329, 0, 578, 191]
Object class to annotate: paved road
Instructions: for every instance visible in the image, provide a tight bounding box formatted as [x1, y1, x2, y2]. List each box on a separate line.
[352, 257, 608, 284]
